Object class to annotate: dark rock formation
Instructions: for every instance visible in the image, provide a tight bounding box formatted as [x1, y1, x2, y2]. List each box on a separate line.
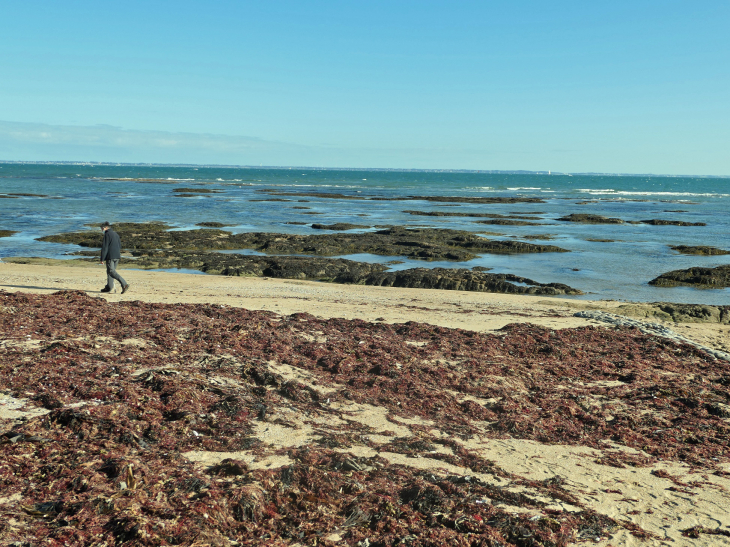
[649, 265, 730, 288]
[514, 234, 556, 240]
[641, 219, 706, 226]
[586, 238, 616, 242]
[670, 246, 730, 256]
[311, 223, 371, 230]
[173, 187, 223, 193]
[403, 210, 542, 220]
[196, 222, 234, 228]
[259, 190, 366, 200]
[206, 254, 387, 280]
[414, 196, 545, 204]
[259, 190, 544, 203]
[39, 224, 570, 261]
[557, 214, 624, 224]
[0, 230, 18, 238]
[337, 267, 582, 295]
[476, 219, 545, 226]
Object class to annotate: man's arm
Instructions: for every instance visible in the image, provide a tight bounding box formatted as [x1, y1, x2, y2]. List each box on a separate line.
[100, 231, 110, 262]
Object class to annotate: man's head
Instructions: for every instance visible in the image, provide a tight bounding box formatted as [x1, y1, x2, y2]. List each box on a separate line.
[101, 221, 111, 232]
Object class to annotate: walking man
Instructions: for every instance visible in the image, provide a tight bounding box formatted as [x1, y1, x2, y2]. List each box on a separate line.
[99, 221, 129, 294]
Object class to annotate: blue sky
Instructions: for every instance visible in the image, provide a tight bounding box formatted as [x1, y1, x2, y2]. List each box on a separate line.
[1, 1, 728, 174]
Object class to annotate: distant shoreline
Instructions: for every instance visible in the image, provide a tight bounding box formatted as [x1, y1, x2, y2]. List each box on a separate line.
[2, 159, 729, 179]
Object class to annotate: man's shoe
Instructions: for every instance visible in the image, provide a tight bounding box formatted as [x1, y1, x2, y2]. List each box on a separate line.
[100, 287, 111, 293]
[121, 284, 130, 294]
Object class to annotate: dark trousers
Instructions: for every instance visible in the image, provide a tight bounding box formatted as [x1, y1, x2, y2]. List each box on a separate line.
[105, 259, 127, 290]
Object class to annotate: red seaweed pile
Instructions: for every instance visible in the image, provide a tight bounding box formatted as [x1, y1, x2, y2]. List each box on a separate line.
[1, 290, 728, 546]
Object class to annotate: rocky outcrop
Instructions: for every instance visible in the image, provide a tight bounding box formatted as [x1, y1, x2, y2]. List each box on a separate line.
[196, 222, 234, 228]
[557, 214, 624, 224]
[613, 302, 730, 324]
[0, 230, 17, 238]
[670, 246, 729, 255]
[39, 224, 570, 261]
[557, 214, 706, 227]
[337, 267, 583, 295]
[260, 190, 544, 203]
[311, 223, 371, 230]
[476, 219, 544, 226]
[415, 196, 545, 204]
[649, 265, 730, 288]
[173, 187, 223, 193]
[641, 219, 706, 226]
[403, 210, 542, 219]
[654, 303, 730, 324]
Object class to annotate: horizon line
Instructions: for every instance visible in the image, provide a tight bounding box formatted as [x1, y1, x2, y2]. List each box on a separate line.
[1, 159, 728, 179]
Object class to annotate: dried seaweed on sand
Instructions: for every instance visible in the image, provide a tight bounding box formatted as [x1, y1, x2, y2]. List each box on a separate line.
[1, 290, 728, 545]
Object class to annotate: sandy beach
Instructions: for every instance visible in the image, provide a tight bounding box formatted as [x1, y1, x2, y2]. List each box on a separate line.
[1, 261, 729, 546]
[1, 260, 728, 351]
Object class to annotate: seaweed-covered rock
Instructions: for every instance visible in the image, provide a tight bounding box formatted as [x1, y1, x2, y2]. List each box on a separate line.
[337, 267, 583, 295]
[38, 224, 570, 261]
[649, 265, 730, 288]
[311, 223, 370, 231]
[613, 302, 730, 324]
[403, 210, 542, 220]
[653, 303, 730, 324]
[0, 230, 18, 238]
[670, 245, 729, 255]
[414, 196, 545, 204]
[476, 219, 544, 226]
[641, 219, 706, 226]
[196, 222, 234, 228]
[557, 214, 624, 224]
[173, 187, 223, 193]
[259, 190, 544, 203]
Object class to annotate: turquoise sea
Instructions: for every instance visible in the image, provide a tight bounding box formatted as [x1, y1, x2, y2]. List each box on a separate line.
[1, 162, 729, 304]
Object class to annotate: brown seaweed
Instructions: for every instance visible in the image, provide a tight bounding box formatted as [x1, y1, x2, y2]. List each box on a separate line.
[1, 290, 727, 545]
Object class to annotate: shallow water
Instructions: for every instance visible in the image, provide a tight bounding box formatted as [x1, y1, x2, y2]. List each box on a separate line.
[1, 163, 728, 304]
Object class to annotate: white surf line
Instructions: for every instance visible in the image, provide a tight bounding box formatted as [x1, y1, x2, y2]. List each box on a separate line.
[573, 310, 730, 363]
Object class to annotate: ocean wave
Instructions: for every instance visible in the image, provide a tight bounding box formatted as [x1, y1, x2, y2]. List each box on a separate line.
[95, 177, 198, 182]
[577, 188, 615, 193]
[585, 191, 729, 197]
[506, 187, 542, 190]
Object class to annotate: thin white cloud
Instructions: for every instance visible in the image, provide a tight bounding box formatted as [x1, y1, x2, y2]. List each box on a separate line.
[0, 120, 305, 157]
[0, 120, 488, 169]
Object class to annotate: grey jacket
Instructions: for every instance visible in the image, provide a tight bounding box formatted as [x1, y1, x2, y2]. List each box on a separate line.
[100, 229, 122, 261]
